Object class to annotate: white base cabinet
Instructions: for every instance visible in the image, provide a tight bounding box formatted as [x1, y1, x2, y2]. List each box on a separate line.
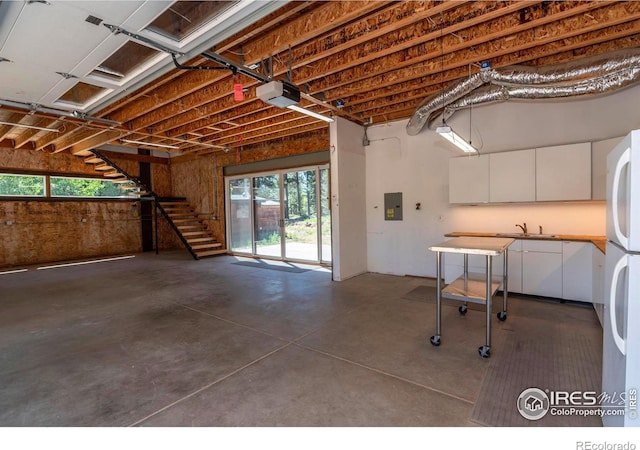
[442, 238, 600, 302]
[522, 240, 563, 298]
[562, 241, 593, 302]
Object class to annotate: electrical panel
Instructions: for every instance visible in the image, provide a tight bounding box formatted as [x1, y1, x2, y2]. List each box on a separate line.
[384, 192, 403, 221]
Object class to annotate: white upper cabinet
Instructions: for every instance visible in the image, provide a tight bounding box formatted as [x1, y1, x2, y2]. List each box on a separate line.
[449, 154, 489, 204]
[489, 149, 536, 202]
[535, 142, 592, 201]
[591, 136, 622, 201]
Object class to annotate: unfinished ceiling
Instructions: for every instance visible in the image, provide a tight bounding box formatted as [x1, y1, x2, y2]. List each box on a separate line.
[1, 0, 640, 158]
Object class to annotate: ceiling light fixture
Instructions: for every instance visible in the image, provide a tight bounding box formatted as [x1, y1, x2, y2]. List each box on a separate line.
[120, 139, 179, 149]
[0, 121, 60, 132]
[287, 104, 334, 123]
[433, 13, 476, 154]
[436, 125, 477, 153]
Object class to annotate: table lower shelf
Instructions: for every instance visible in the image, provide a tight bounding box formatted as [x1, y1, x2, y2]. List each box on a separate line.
[442, 272, 503, 303]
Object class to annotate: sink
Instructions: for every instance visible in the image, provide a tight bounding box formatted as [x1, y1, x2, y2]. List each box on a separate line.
[495, 233, 558, 239]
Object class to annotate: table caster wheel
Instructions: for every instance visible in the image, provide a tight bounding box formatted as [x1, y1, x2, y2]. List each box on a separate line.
[478, 345, 491, 358]
[458, 305, 468, 315]
[497, 311, 507, 321]
[430, 335, 441, 346]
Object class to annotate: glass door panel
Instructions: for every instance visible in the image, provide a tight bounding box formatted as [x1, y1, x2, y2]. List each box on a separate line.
[253, 174, 282, 257]
[228, 177, 252, 253]
[284, 170, 318, 261]
[320, 167, 331, 262]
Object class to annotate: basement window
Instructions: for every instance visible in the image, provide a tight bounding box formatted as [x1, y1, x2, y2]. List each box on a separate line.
[59, 82, 107, 106]
[90, 41, 160, 81]
[0, 174, 45, 197]
[50, 176, 133, 198]
[146, 1, 237, 41]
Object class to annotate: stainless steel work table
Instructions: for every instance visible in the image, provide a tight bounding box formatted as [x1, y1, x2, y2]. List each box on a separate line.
[428, 236, 514, 358]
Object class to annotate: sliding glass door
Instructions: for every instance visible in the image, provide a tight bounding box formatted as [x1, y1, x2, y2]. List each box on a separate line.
[226, 165, 330, 264]
[253, 174, 281, 258]
[284, 169, 318, 261]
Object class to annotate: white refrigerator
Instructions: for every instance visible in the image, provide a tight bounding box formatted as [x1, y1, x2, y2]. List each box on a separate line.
[603, 129, 640, 426]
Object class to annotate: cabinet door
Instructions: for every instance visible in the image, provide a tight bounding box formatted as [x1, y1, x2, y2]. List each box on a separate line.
[536, 142, 592, 201]
[522, 251, 563, 298]
[591, 137, 622, 201]
[507, 244, 523, 294]
[562, 241, 593, 302]
[449, 154, 489, 204]
[489, 149, 536, 202]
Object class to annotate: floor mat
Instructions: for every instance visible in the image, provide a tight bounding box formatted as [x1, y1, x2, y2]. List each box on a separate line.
[470, 318, 603, 427]
[232, 260, 309, 273]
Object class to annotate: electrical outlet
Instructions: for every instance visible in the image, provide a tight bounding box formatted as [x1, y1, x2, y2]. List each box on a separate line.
[5, 220, 13, 225]
[80, 218, 87, 223]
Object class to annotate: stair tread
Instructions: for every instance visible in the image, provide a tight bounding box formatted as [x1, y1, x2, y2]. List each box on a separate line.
[182, 231, 211, 237]
[186, 237, 218, 243]
[176, 225, 201, 230]
[191, 243, 223, 250]
[196, 249, 227, 257]
[84, 156, 103, 164]
[94, 164, 113, 171]
[171, 219, 202, 224]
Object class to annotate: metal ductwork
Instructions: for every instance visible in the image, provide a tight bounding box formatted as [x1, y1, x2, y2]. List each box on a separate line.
[406, 49, 640, 136]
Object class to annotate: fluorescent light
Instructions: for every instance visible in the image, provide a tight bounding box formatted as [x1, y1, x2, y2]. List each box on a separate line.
[436, 125, 477, 153]
[37, 255, 135, 270]
[0, 121, 60, 132]
[120, 139, 179, 149]
[287, 105, 334, 123]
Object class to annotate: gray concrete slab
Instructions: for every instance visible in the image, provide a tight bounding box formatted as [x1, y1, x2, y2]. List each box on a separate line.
[0, 251, 603, 427]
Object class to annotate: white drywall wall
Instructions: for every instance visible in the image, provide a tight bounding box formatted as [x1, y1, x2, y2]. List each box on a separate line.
[365, 83, 640, 277]
[330, 117, 368, 281]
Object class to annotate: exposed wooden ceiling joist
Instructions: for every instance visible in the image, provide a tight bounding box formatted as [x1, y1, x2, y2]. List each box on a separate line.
[3, 1, 640, 157]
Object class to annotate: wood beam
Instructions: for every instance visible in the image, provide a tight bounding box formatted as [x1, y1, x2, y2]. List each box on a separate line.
[314, 1, 626, 100]
[214, 116, 327, 147]
[97, 2, 318, 118]
[0, 139, 16, 148]
[34, 123, 81, 151]
[103, 1, 389, 126]
[350, 28, 640, 124]
[322, 3, 640, 110]
[53, 128, 105, 154]
[69, 130, 124, 156]
[0, 113, 26, 140]
[12, 118, 61, 149]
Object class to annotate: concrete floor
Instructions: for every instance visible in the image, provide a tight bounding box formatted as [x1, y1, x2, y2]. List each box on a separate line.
[0, 251, 602, 427]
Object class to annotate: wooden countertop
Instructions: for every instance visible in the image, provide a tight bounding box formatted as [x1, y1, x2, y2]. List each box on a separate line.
[445, 231, 607, 254]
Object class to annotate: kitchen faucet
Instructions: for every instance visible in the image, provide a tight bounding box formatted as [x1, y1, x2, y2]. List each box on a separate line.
[515, 222, 528, 235]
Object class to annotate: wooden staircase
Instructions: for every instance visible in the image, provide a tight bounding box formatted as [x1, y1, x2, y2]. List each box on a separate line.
[156, 198, 226, 259]
[79, 149, 226, 260]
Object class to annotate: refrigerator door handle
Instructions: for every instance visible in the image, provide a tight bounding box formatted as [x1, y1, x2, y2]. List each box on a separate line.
[612, 147, 631, 249]
[609, 253, 628, 356]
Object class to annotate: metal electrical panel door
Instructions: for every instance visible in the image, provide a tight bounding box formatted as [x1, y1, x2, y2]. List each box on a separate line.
[384, 192, 403, 221]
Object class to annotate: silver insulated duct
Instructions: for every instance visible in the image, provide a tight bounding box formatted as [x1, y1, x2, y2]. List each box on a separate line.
[406, 49, 640, 136]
